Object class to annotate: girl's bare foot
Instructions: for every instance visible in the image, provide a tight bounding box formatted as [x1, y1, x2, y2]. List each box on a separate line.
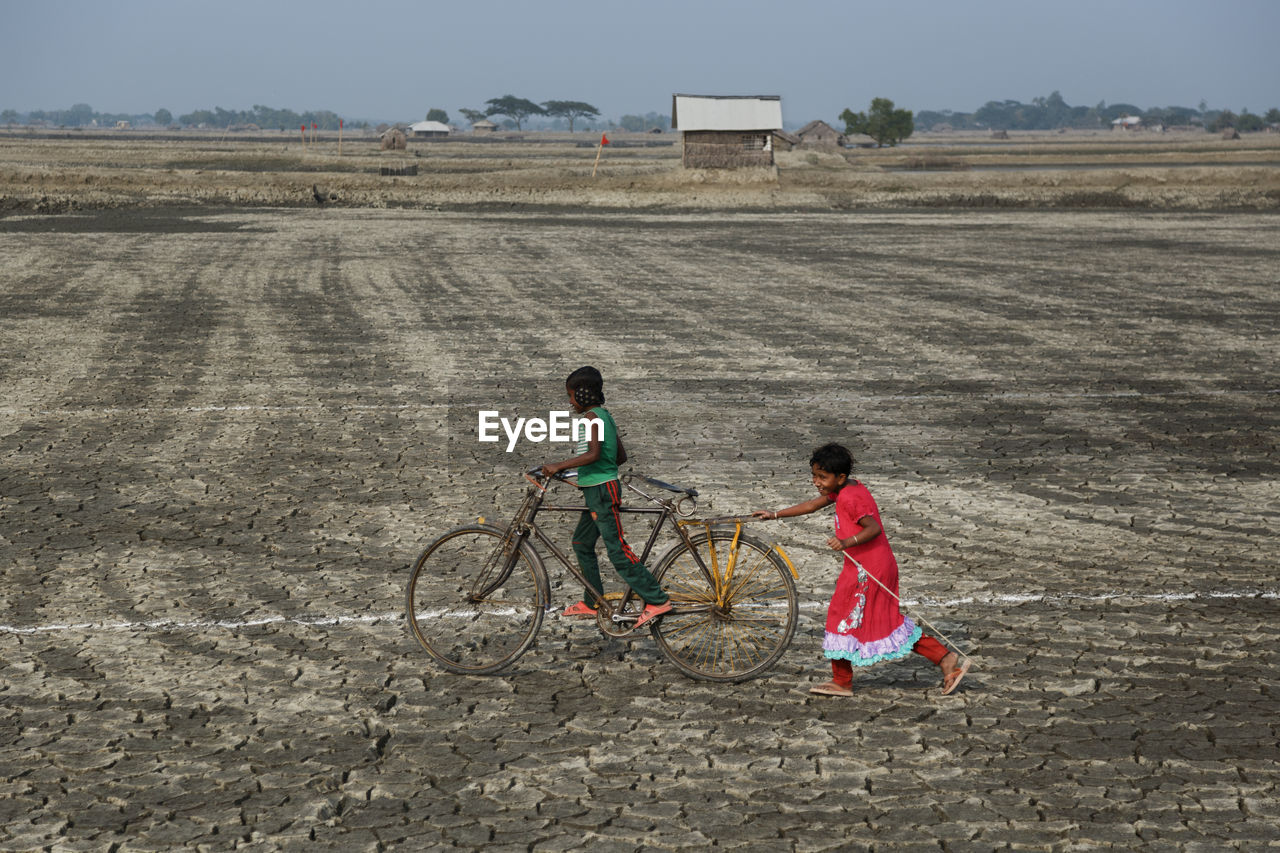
[939, 652, 971, 695]
[808, 680, 853, 697]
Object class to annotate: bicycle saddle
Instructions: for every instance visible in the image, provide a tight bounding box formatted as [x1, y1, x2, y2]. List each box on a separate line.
[635, 475, 698, 497]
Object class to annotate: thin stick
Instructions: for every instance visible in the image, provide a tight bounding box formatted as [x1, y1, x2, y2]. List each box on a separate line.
[591, 142, 603, 177]
[841, 547, 975, 662]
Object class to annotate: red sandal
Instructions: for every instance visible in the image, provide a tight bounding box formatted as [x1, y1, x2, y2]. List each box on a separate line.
[633, 600, 673, 629]
[562, 601, 597, 618]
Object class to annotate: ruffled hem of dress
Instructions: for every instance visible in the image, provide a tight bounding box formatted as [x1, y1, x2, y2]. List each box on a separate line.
[823, 619, 922, 667]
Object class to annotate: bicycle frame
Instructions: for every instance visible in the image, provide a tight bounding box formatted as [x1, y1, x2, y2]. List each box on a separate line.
[504, 475, 719, 624]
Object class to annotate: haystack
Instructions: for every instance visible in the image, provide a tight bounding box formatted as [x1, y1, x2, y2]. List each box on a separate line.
[380, 128, 407, 150]
[1221, 127, 1240, 140]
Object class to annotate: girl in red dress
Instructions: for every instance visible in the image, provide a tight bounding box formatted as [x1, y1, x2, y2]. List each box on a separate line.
[754, 443, 969, 696]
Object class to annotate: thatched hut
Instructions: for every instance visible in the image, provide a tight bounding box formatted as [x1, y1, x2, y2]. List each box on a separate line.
[796, 120, 846, 148]
[672, 94, 783, 168]
[380, 128, 407, 150]
[1221, 127, 1240, 140]
[771, 129, 801, 151]
[471, 119, 498, 134]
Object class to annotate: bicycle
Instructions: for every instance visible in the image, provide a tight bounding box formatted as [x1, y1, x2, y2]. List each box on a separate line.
[406, 471, 800, 682]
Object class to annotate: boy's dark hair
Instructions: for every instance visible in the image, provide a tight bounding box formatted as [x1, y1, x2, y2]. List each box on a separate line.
[810, 443, 854, 477]
[566, 365, 605, 406]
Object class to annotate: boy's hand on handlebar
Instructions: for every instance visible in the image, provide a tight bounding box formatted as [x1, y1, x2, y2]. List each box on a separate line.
[539, 463, 559, 479]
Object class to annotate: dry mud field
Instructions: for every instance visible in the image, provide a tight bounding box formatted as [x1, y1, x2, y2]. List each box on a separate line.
[1, 135, 1279, 851]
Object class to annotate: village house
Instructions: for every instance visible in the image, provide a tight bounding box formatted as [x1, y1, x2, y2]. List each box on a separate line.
[470, 119, 498, 134]
[672, 94, 783, 168]
[771, 129, 801, 151]
[796, 119, 846, 148]
[1111, 116, 1143, 130]
[408, 120, 450, 139]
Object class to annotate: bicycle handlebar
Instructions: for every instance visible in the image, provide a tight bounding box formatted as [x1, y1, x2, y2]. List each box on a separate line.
[526, 466, 576, 482]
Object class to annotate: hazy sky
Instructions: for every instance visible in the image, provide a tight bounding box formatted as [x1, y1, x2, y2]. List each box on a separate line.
[2, 0, 1277, 122]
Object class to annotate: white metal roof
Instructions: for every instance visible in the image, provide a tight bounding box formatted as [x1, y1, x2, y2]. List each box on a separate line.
[409, 120, 451, 132]
[672, 95, 783, 131]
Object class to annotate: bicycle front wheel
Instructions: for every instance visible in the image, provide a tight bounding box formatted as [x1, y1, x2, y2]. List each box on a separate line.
[406, 524, 547, 675]
[650, 529, 798, 682]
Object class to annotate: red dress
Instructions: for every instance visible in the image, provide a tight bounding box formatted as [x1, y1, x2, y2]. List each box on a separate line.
[823, 481, 922, 666]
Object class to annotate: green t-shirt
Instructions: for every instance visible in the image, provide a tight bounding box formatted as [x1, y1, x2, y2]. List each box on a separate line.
[573, 406, 619, 487]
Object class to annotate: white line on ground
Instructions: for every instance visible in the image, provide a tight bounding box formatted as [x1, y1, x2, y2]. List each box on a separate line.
[2, 589, 1275, 636]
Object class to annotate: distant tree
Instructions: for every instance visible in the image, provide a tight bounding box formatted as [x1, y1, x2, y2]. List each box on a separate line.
[841, 97, 914, 146]
[541, 100, 599, 133]
[66, 103, 95, 126]
[154, 108, 172, 127]
[1042, 90, 1070, 127]
[914, 110, 950, 131]
[1236, 110, 1264, 132]
[618, 114, 645, 132]
[974, 99, 1021, 129]
[1157, 105, 1201, 126]
[1, 109, 18, 125]
[1209, 110, 1237, 132]
[1265, 108, 1280, 124]
[458, 108, 486, 126]
[484, 95, 545, 130]
[426, 108, 449, 124]
[642, 111, 669, 130]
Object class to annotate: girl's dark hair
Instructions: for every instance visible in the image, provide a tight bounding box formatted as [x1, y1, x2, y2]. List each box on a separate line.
[566, 366, 605, 408]
[810, 443, 854, 477]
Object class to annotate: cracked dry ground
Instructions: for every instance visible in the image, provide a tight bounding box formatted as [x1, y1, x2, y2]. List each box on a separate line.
[1, 206, 1277, 851]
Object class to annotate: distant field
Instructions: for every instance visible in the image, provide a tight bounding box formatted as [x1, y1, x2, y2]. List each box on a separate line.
[2, 127, 1278, 214]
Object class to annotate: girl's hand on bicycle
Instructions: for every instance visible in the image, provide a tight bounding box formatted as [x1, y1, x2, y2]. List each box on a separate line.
[751, 510, 778, 521]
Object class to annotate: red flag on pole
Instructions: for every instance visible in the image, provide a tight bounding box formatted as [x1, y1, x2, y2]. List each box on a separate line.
[600, 133, 610, 145]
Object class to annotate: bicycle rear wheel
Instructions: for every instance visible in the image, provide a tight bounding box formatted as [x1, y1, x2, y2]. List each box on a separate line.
[406, 524, 547, 674]
[650, 529, 798, 682]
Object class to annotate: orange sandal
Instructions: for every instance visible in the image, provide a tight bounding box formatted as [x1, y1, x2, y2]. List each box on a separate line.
[562, 601, 597, 618]
[941, 658, 971, 695]
[633, 601, 673, 629]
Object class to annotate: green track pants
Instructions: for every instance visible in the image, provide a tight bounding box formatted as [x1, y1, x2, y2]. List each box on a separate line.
[571, 480, 668, 607]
